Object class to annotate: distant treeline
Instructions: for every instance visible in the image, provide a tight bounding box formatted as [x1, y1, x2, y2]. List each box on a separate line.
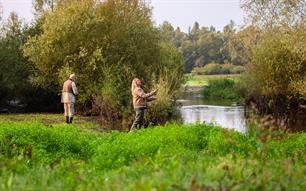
[158, 20, 250, 73]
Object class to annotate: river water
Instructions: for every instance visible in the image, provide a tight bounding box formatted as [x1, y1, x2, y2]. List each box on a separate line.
[177, 90, 247, 133]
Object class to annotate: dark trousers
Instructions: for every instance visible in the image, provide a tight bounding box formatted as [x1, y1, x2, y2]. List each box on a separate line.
[130, 108, 145, 131]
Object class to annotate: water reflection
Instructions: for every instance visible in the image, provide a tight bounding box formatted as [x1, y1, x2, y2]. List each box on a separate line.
[180, 105, 247, 133]
[178, 91, 247, 133]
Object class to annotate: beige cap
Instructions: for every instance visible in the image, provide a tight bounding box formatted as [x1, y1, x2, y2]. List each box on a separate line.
[69, 74, 76, 80]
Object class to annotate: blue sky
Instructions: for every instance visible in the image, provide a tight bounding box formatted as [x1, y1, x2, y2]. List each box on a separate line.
[0, 0, 245, 32]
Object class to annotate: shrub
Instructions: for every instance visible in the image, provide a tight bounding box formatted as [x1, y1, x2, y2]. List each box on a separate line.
[143, 43, 184, 125]
[202, 78, 243, 100]
[231, 65, 245, 74]
[202, 63, 223, 75]
[242, 27, 305, 120]
[220, 63, 234, 74]
[192, 63, 245, 75]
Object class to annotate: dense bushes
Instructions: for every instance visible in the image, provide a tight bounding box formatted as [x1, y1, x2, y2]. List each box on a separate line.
[192, 63, 245, 75]
[0, 13, 53, 112]
[240, 0, 306, 125]
[241, 26, 306, 122]
[202, 78, 244, 101]
[23, 0, 184, 124]
[243, 30, 305, 98]
[0, 120, 305, 190]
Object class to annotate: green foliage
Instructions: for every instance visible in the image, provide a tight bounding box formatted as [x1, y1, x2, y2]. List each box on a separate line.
[192, 63, 222, 75]
[33, 0, 57, 14]
[144, 42, 185, 125]
[0, 118, 305, 190]
[0, 13, 31, 104]
[0, 122, 97, 162]
[163, 20, 252, 73]
[0, 13, 58, 111]
[192, 63, 245, 75]
[159, 21, 174, 43]
[146, 77, 178, 125]
[181, 28, 232, 72]
[242, 0, 305, 29]
[240, 0, 305, 121]
[230, 65, 245, 74]
[185, 74, 241, 87]
[202, 78, 244, 101]
[242, 27, 306, 99]
[23, 0, 184, 123]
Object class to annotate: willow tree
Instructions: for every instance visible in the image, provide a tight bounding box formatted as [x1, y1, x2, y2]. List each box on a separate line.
[241, 0, 306, 120]
[24, 0, 184, 124]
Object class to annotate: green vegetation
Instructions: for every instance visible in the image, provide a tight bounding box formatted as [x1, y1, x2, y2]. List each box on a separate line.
[192, 63, 245, 75]
[0, 114, 102, 131]
[0, 114, 305, 190]
[241, 0, 305, 120]
[0, 0, 185, 123]
[0, 1, 304, 189]
[202, 79, 244, 102]
[160, 20, 249, 73]
[0, 13, 49, 109]
[23, 0, 184, 123]
[185, 74, 240, 87]
[1, 0, 303, 125]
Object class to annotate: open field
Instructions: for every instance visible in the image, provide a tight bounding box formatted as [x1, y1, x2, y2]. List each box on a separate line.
[0, 114, 305, 190]
[185, 74, 241, 87]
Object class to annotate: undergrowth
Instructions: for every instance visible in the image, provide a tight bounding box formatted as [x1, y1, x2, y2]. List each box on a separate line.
[0, 121, 305, 190]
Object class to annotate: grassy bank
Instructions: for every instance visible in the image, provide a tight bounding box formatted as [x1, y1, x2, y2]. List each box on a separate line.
[185, 74, 241, 87]
[0, 114, 305, 190]
[202, 78, 244, 102]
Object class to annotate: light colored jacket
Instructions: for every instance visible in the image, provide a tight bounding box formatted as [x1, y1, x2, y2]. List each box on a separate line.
[132, 87, 155, 109]
[61, 79, 78, 103]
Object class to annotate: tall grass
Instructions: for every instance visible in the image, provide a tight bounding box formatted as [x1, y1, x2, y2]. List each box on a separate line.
[0, 119, 305, 190]
[146, 72, 182, 125]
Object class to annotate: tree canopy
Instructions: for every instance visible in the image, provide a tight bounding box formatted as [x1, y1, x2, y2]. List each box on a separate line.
[24, 0, 184, 122]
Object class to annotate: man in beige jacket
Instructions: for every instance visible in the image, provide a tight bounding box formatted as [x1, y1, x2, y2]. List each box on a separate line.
[130, 78, 157, 131]
[61, 74, 78, 123]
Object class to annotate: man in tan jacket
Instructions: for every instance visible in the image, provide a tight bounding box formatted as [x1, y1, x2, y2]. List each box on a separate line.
[61, 74, 78, 123]
[130, 78, 157, 131]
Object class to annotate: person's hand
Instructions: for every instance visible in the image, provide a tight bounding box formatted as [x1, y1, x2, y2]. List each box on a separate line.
[151, 89, 157, 95]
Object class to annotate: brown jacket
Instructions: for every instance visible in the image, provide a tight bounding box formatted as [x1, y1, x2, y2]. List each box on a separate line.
[132, 87, 155, 109]
[61, 79, 78, 103]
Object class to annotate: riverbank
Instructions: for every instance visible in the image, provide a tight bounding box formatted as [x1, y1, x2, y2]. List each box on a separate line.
[183, 74, 243, 102]
[185, 74, 241, 87]
[0, 114, 305, 190]
[180, 75, 246, 131]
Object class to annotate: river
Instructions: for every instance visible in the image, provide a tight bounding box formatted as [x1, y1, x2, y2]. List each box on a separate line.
[177, 89, 247, 133]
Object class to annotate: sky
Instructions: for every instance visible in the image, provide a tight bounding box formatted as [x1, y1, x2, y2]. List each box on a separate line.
[0, 0, 245, 32]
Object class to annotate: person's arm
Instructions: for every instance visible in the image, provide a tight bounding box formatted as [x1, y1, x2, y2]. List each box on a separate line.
[147, 96, 156, 102]
[71, 82, 79, 96]
[136, 88, 156, 99]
